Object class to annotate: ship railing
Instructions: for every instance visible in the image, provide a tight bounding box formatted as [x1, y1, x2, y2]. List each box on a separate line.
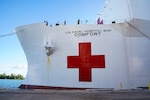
[44, 18, 131, 26]
[46, 20, 98, 26]
[102, 18, 131, 24]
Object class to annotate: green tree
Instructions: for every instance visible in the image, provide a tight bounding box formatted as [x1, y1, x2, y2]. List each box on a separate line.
[0, 73, 24, 80]
[16, 74, 24, 80]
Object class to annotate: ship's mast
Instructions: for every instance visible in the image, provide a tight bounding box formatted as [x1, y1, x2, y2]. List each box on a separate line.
[126, 0, 132, 21]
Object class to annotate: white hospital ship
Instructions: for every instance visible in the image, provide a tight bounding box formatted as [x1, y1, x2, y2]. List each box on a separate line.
[15, 0, 150, 90]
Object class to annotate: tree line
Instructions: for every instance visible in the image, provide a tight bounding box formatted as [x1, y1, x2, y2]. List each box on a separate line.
[0, 73, 24, 80]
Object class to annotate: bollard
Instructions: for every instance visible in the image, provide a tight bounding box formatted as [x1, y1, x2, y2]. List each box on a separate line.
[120, 82, 123, 89]
[148, 83, 150, 90]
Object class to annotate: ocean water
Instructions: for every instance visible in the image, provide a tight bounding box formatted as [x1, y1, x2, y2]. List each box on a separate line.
[0, 79, 23, 89]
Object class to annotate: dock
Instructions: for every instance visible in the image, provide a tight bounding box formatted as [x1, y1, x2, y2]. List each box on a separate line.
[0, 89, 150, 100]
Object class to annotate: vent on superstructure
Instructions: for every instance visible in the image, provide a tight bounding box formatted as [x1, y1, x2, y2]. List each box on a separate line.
[112, 21, 116, 24]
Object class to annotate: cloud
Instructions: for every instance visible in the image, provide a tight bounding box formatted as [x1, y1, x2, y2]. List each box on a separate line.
[12, 64, 27, 69]
[0, 64, 11, 68]
[0, 64, 27, 77]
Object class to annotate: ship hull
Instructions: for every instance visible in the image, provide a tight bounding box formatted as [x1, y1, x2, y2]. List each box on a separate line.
[16, 22, 150, 90]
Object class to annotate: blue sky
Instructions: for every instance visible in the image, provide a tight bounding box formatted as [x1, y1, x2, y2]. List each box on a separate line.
[0, 0, 105, 77]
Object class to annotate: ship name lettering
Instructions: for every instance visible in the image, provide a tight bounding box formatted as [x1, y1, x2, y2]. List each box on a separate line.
[103, 29, 111, 32]
[66, 30, 101, 38]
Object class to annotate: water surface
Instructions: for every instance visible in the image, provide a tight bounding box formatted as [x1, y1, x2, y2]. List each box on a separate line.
[0, 79, 23, 89]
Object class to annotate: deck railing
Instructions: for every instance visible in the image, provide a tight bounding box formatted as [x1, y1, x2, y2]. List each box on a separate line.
[44, 18, 131, 26]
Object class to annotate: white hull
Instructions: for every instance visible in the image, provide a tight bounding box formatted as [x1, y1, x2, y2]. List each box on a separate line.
[15, 20, 150, 89]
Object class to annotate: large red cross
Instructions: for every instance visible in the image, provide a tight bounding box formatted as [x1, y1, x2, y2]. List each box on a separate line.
[67, 42, 105, 82]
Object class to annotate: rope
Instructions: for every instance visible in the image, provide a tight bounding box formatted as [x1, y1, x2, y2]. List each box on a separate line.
[0, 32, 15, 38]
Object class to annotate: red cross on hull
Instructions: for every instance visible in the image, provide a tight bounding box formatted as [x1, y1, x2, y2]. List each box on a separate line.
[67, 42, 105, 82]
